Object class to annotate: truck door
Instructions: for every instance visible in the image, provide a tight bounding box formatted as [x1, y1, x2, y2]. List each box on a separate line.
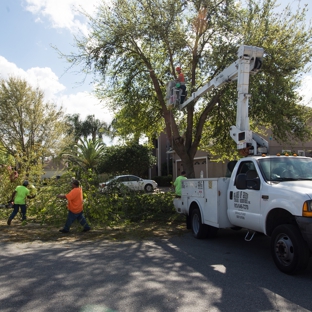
[227, 160, 263, 232]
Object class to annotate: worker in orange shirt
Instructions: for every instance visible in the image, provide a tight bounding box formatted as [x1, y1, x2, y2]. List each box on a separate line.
[175, 66, 187, 104]
[57, 179, 91, 233]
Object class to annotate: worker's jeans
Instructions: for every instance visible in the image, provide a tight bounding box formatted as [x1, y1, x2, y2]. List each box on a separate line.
[179, 85, 186, 103]
[63, 210, 90, 231]
[9, 204, 27, 221]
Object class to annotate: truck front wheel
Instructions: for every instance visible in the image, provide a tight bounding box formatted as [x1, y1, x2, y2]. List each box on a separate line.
[271, 224, 310, 274]
[191, 208, 209, 239]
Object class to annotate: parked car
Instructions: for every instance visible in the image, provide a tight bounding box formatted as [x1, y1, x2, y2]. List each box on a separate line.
[99, 175, 158, 193]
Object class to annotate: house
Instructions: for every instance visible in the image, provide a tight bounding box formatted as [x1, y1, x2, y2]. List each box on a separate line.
[152, 131, 312, 180]
[42, 158, 67, 179]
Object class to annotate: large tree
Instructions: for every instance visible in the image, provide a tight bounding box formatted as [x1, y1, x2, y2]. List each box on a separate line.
[82, 114, 109, 143]
[62, 0, 312, 177]
[98, 142, 157, 177]
[65, 113, 84, 143]
[66, 113, 111, 144]
[0, 77, 66, 177]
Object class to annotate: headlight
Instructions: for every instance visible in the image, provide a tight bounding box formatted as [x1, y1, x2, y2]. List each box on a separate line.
[302, 200, 312, 217]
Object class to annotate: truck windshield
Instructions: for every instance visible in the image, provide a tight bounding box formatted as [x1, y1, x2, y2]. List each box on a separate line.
[258, 157, 312, 181]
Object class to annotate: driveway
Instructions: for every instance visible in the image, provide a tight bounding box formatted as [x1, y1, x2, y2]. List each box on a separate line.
[1, 229, 312, 312]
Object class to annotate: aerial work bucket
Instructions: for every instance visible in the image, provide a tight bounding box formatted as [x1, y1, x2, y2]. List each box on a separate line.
[166, 80, 181, 109]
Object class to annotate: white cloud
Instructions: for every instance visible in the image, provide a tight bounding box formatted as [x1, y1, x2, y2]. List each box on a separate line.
[23, 0, 100, 34]
[298, 74, 312, 106]
[0, 56, 29, 80]
[0, 56, 114, 125]
[0, 56, 65, 99]
[57, 91, 116, 146]
[27, 67, 66, 98]
[58, 91, 114, 124]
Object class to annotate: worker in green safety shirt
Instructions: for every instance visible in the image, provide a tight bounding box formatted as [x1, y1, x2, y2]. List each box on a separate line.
[174, 171, 187, 198]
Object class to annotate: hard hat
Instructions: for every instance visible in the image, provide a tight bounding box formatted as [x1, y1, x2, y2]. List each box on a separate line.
[176, 66, 181, 71]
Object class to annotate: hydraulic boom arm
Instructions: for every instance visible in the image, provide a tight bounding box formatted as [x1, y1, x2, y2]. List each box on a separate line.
[168, 45, 268, 155]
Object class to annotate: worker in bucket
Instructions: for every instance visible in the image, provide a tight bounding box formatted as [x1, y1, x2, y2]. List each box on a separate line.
[175, 67, 187, 104]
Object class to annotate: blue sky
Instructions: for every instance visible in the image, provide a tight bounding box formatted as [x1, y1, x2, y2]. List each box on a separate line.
[0, 0, 114, 127]
[0, 0, 312, 131]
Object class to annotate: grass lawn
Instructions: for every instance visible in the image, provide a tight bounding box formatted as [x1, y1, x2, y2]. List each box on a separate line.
[0, 217, 188, 243]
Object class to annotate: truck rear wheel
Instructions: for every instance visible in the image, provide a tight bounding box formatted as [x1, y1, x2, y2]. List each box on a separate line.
[191, 208, 209, 239]
[271, 224, 310, 274]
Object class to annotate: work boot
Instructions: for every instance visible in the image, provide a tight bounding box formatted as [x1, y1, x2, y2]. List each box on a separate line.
[59, 229, 69, 233]
[7, 218, 12, 226]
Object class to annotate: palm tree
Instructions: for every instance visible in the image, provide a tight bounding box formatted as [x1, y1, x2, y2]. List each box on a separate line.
[62, 137, 106, 172]
[82, 115, 109, 143]
[65, 114, 84, 143]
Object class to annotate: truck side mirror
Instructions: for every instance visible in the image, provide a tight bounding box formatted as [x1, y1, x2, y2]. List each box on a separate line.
[246, 170, 260, 190]
[236, 174, 247, 189]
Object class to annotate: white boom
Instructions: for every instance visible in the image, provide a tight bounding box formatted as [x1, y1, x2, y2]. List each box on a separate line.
[167, 45, 268, 155]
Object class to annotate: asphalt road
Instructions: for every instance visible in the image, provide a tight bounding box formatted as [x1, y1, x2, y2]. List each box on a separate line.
[1, 229, 312, 312]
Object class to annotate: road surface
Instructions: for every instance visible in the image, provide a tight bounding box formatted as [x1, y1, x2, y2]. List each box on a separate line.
[1, 229, 311, 312]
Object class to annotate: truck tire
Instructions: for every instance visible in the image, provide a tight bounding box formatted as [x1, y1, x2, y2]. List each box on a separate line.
[191, 208, 209, 239]
[271, 224, 310, 274]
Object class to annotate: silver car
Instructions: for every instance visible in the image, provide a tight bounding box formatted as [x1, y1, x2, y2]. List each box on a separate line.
[99, 175, 158, 193]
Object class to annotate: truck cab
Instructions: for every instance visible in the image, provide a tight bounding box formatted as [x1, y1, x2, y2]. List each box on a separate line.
[227, 155, 312, 246]
[174, 154, 312, 274]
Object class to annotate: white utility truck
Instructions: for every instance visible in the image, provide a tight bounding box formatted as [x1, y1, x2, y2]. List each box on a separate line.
[172, 45, 312, 274]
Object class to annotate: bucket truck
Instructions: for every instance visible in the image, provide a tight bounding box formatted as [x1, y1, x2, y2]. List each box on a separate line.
[173, 45, 312, 274]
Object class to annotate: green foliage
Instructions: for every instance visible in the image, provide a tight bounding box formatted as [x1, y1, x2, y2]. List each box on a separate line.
[120, 191, 176, 222]
[96, 189, 176, 223]
[65, 113, 84, 143]
[0, 77, 67, 173]
[62, 137, 106, 174]
[65, 113, 111, 149]
[239, 0, 312, 144]
[98, 143, 156, 177]
[24, 170, 104, 226]
[26, 173, 75, 225]
[0, 77, 67, 208]
[153, 175, 173, 187]
[81, 114, 110, 143]
[0, 145, 18, 204]
[0, 165, 20, 205]
[13, 165, 175, 228]
[60, 0, 312, 178]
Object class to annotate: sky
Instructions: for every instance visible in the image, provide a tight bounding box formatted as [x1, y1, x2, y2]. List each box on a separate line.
[0, 0, 114, 127]
[0, 0, 312, 137]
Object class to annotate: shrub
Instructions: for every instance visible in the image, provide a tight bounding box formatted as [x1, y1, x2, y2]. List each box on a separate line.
[153, 175, 173, 187]
[19, 170, 177, 229]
